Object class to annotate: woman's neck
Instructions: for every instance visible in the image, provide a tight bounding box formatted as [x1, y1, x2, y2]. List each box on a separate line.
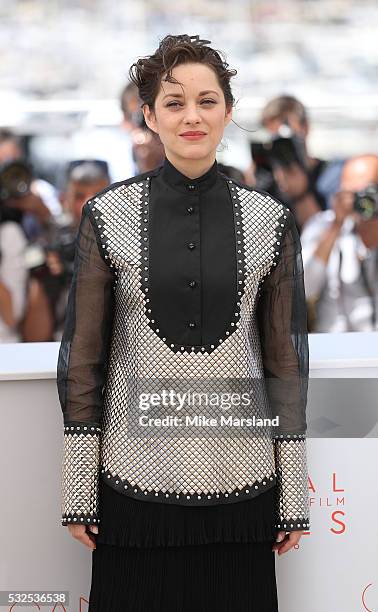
[165, 152, 216, 179]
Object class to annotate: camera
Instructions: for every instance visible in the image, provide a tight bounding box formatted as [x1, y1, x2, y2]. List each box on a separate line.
[0, 159, 33, 201]
[353, 184, 378, 220]
[250, 124, 308, 194]
[251, 123, 307, 169]
[23, 212, 77, 280]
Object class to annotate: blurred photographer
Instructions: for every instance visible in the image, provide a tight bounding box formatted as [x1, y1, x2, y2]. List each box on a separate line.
[253, 95, 345, 230]
[70, 82, 164, 183]
[301, 154, 378, 332]
[121, 82, 165, 174]
[50, 160, 110, 339]
[69, 83, 138, 183]
[0, 129, 61, 240]
[0, 197, 29, 343]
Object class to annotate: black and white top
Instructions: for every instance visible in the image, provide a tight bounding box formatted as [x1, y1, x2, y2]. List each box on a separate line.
[57, 156, 310, 539]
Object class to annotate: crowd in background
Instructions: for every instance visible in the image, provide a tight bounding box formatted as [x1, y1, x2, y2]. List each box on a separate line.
[0, 85, 377, 343]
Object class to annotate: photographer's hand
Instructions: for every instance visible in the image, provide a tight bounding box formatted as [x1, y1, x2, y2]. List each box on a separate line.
[355, 217, 378, 250]
[7, 192, 51, 225]
[46, 250, 64, 276]
[0, 281, 15, 327]
[333, 190, 356, 226]
[312, 191, 355, 265]
[273, 162, 309, 200]
[273, 162, 323, 227]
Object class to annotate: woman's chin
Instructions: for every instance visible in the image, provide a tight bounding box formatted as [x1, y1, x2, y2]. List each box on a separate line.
[177, 144, 214, 160]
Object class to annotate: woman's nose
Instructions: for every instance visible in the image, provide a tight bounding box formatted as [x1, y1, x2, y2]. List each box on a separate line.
[183, 103, 201, 124]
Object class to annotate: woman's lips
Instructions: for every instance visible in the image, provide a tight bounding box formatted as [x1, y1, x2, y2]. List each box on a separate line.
[179, 132, 207, 140]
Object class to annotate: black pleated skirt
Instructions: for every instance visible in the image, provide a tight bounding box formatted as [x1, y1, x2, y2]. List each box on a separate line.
[89, 539, 278, 611]
[88, 478, 279, 611]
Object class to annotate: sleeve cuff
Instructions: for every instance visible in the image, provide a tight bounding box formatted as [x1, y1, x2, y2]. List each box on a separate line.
[61, 424, 101, 526]
[273, 433, 310, 531]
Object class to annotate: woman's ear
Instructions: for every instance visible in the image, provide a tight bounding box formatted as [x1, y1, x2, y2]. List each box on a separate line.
[143, 104, 159, 135]
[224, 104, 233, 128]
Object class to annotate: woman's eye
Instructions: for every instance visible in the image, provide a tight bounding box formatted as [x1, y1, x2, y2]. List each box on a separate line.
[166, 99, 216, 108]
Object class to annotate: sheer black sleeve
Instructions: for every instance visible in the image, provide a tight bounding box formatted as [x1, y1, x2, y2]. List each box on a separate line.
[56, 202, 115, 526]
[256, 209, 310, 532]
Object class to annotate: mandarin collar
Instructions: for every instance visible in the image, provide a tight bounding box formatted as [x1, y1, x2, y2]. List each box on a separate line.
[160, 156, 218, 194]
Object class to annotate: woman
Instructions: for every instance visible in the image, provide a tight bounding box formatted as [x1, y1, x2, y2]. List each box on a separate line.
[57, 34, 310, 611]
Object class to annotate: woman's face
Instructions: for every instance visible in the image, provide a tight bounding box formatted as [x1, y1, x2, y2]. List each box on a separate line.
[143, 62, 232, 166]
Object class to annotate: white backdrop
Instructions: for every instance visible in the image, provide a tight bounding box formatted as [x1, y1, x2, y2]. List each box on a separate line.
[0, 333, 377, 611]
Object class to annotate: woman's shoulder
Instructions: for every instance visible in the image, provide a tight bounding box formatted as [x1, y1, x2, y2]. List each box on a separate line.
[222, 174, 284, 204]
[88, 166, 163, 203]
[221, 174, 290, 224]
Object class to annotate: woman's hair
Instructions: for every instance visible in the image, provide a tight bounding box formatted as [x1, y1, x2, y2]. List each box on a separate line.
[129, 34, 237, 112]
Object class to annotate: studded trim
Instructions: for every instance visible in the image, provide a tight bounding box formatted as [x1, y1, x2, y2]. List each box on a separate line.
[273, 433, 306, 440]
[64, 425, 101, 433]
[269, 207, 290, 271]
[86, 203, 112, 268]
[62, 513, 100, 526]
[256, 204, 291, 299]
[137, 177, 247, 355]
[273, 434, 310, 531]
[61, 424, 101, 526]
[276, 519, 310, 531]
[100, 467, 277, 506]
